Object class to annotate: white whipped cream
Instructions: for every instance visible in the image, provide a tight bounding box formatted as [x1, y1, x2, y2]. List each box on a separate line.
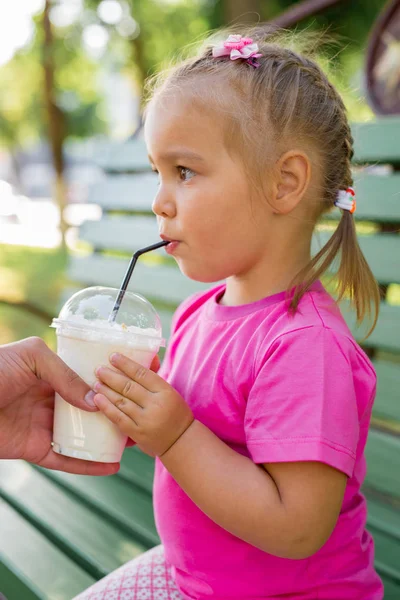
[52, 314, 164, 349]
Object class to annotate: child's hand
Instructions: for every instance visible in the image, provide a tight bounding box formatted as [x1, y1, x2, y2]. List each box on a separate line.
[93, 353, 194, 457]
[124, 354, 160, 448]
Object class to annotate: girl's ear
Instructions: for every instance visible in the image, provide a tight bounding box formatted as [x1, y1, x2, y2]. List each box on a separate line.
[271, 150, 311, 215]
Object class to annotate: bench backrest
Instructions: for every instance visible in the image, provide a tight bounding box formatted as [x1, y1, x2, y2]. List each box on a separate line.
[68, 117, 400, 592]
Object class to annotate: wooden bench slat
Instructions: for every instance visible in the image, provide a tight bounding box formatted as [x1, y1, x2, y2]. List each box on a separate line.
[352, 173, 400, 222]
[87, 173, 158, 211]
[81, 215, 158, 252]
[0, 557, 43, 600]
[39, 468, 159, 547]
[69, 255, 210, 304]
[367, 497, 400, 543]
[119, 447, 155, 494]
[379, 576, 400, 600]
[352, 118, 400, 164]
[0, 498, 95, 600]
[0, 461, 145, 578]
[369, 528, 400, 587]
[366, 497, 400, 590]
[373, 360, 400, 423]
[365, 430, 400, 499]
[342, 301, 400, 353]
[95, 138, 152, 173]
[312, 232, 400, 285]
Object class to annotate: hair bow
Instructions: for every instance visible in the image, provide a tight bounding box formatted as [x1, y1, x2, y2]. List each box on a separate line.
[212, 35, 262, 68]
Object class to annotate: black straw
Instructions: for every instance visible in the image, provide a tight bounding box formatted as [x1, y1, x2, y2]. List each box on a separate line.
[108, 240, 170, 323]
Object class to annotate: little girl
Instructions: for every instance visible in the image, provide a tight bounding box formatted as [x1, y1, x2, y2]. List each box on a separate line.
[75, 29, 384, 600]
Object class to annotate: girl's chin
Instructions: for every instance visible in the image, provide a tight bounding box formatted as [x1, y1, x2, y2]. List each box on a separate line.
[177, 260, 227, 284]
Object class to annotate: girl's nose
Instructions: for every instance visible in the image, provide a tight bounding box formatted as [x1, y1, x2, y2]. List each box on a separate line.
[152, 185, 177, 219]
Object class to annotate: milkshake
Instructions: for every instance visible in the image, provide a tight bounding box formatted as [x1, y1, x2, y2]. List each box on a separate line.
[51, 287, 164, 463]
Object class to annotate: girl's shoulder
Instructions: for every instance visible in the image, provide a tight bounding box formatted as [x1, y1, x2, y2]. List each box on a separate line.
[256, 284, 376, 382]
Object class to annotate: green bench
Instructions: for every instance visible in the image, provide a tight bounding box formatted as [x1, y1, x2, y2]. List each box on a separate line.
[1, 117, 400, 600]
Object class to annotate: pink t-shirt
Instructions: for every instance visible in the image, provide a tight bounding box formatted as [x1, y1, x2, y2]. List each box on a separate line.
[155, 282, 384, 600]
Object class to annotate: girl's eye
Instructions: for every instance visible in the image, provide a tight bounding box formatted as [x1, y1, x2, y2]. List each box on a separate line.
[178, 166, 195, 181]
[152, 167, 195, 183]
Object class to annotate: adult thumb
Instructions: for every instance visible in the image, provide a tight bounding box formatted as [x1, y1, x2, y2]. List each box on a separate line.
[25, 337, 98, 411]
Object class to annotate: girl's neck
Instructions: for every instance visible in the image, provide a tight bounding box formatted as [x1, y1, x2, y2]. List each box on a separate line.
[221, 240, 312, 307]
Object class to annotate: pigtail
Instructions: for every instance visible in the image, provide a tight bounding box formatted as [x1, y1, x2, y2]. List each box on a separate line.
[290, 210, 381, 337]
[335, 211, 380, 332]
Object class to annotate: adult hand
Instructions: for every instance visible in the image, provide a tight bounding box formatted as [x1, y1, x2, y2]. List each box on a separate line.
[0, 337, 119, 476]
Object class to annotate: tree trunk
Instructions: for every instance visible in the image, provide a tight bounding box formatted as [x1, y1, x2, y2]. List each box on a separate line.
[223, 0, 263, 25]
[131, 34, 146, 101]
[128, 1, 148, 124]
[42, 0, 68, 252]
[130, 33, 147, 130]
[10, 148, 22, 188]
[269, 0, 345, 29]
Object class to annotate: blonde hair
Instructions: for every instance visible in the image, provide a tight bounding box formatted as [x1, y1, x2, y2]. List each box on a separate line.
[145, 27, 380, 335]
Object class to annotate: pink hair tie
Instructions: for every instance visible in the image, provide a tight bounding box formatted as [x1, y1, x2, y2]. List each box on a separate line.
[212, 35, 262, 68]
[335, 187, 356, 214]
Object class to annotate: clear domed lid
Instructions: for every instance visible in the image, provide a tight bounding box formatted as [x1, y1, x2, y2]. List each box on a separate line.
[51, 286, 164, 347]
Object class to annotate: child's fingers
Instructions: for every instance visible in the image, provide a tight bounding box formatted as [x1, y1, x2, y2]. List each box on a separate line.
[95, 366, 149, 407]
[109, 353, 164, 392]
[150, 355, 160, 373]
[94, 381, 142, 422]
[93, 392, 139, 437]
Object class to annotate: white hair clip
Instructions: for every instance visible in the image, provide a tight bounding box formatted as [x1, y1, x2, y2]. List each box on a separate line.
[334, 187, 356, 214]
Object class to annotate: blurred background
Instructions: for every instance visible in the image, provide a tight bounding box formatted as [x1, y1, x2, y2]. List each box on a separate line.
[0, 0, 393, 349]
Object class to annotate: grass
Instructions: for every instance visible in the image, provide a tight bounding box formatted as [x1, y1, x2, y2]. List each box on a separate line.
[0, 245, 69, 350]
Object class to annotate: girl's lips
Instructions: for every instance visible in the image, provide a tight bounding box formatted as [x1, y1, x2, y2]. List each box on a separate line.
[165, 241, 180, 255]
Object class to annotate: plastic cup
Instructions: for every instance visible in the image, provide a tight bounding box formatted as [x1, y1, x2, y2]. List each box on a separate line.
[50, 287, 165, 463]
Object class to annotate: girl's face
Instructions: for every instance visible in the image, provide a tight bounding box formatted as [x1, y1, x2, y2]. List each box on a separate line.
[144, 95, 276, 284]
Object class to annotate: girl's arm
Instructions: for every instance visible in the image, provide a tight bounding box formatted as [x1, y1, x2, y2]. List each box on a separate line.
[93, 354, 347, 560]
[160, 419, 347, 560]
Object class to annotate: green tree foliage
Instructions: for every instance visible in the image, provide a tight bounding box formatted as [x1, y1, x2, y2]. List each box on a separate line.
[98, 0, 385, 119]
[0, 9, 106, 152]
[0, 0, 388, 155]
[85, 0, 215, 88]
[0, 50, 43, 149]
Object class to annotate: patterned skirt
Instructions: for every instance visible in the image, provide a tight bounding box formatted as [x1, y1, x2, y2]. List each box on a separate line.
[73, 545, 183, 600]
